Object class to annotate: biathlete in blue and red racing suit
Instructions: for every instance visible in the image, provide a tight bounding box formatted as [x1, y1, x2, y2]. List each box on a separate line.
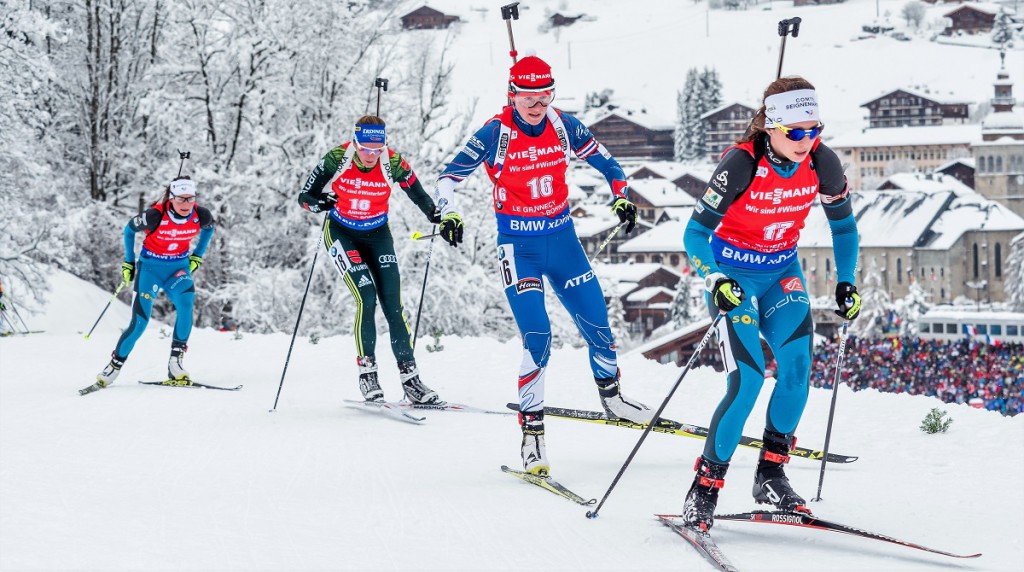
[435, 55, 654, 477]
[94, 177, 215, 387]
[680, 77, 863, 531]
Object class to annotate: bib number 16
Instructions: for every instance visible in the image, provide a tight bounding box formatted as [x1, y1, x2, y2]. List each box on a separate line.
[527, 175, 554, 200]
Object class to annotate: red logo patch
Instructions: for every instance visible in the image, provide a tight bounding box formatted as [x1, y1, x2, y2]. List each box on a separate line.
[781, 277, 804, 293]
[347, 250, 362, 263]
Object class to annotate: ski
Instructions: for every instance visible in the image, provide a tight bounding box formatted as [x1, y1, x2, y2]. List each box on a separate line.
[657, 514, 739, 572]
[1, 330, 45, 337]
[343, 399, 425, 424]
[138, 379, 243, 391]
[714, 510, 981, 559]
[500, 465, 596, 506]
[398, 401, 513, 415]
[78, 381, 111, 396]
[506, 404, 857, 464]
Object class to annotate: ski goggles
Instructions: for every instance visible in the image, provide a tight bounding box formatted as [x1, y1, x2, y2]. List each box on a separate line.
[770, 120, 824, 142]
[514, 90, 554, 108]
[171, 195, 196, 204]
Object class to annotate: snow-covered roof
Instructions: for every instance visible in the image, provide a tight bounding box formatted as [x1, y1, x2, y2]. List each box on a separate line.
[879, 172, 976, 196]
[943, 2, 1000, 17]
[617, 220, 688, 253]
[921, 309, 1024, 321]
[827, 124, 981, 149]
[699, 101, 756, 121]
[629, 179, 696, 207]
[629, 316, 713, 356]
[573, 213, 624, 238]
[625, 286, 675, 303]
[860, 87, 969, 107]
[592, 261, 684, 283]
[660, 206, 695, 221]
[582, 105, 675, 131]
[936, 157, 976, 172]
[982, 110, 1024, 131]
[798, 188, 1024, 249]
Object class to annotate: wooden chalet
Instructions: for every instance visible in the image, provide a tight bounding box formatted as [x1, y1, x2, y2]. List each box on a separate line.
[587, 111, 674, 161]
[943, 4, 997, 34]
[700, 102, 756, 161]
[400, 6, 460, 30]
[861, 88, 969, 128]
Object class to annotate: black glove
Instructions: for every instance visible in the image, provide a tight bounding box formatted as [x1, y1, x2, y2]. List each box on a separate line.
[835, 282, 862, 320]
[705, 272, 744, 312]
[428, 207, 442, 224]
[612, 197, 637, 233]
[305, 195, 336, 214]
[439, 213, 464, 247]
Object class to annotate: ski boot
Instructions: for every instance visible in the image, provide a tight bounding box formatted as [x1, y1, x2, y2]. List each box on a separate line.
[683, 456, 729, 532]
[357, 355, 384, 402]
[398, 360, 443, 405]
[596, 370, 654, 424]
[168, 342, 191, 382]
[753, 430, 810, 513]
[96, 356, 125, 388]
[521, 410, 549, 477]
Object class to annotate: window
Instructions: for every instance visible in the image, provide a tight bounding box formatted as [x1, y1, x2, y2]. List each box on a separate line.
[996, 243, 1002, 278]
[802, 258, 807, 270]
[636, 255, 645, 263]
[973, 243, 979, 278]
[941, 287, 945, 299]
[670, 255, 679, 266]
[987, 156, 995, 173]
[996, 156, 1003, 173]
[920, 322, 931, 333]
[897, 258, 903, 284]
[991, 325, 1002, 335]
[978, 156, 986, 173]
[946, 323, 957, 334]
[825, 258, 831, 277]
[977, 324, 988, 335]
[653, 255, 663, 264]
[1009, 325, 1020, 337]
[921, 268, 925, 278]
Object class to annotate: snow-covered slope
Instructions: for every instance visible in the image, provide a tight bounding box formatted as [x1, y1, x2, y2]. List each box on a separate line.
[1, 269, 1021, 570]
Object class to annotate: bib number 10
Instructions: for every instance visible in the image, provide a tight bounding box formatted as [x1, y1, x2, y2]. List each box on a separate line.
[527, 175, 555, 200]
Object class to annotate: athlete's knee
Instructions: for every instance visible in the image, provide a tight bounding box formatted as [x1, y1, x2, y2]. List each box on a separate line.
[522, 330, 552, 368]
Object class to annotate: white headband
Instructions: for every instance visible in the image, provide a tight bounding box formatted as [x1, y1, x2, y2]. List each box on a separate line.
[169, 179, 197, 197]
[764, 89, 820, 126]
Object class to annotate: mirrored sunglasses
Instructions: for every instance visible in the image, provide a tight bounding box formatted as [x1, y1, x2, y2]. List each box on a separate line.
[771, 120, 824, 142]
[354, 141, 386, 155]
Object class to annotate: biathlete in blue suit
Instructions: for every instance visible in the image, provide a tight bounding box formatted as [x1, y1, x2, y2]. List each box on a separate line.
[680, 76, 862, 531]
[95, 177, 215, 387]
[435, 55, 654, 476]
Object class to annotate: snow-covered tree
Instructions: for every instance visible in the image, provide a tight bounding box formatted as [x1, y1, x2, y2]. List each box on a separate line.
[674, 67, 722, 161]
[607, 293, 630, 346]
[901, 2, 926, 29]
[992, 10, 1016, 46]
[850, 258, 892, 338]
[893, 279, 932, 336]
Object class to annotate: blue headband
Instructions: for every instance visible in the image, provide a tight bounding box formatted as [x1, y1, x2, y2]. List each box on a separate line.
[354, 124, 386, 145]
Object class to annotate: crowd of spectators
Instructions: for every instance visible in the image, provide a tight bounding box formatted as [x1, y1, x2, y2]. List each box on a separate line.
[805, 336, 1023, 417]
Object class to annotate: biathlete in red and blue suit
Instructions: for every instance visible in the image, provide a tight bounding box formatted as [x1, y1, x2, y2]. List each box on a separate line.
[680, 77, 863, 531]
[95, 177, 215, 387]
[435, 55, 654, 477]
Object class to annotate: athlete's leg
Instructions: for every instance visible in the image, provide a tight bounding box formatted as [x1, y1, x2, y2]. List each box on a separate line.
[112, 259, 162, 360]
[497, 235, 550, 414]
[161, 261, 196, 346]
[702, 266, 769, 465]
[324, 222, 379, 358]
[759, 264, 813, 436]
[362, 225, 414, 364]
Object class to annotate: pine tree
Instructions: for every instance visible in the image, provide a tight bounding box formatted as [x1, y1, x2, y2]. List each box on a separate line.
[696, 67, 723, 157]
[675, 68, 701, 161]
[607, 293, 631, 346]
[669, 276, 700, 327]
[992, 9, 1015, 46]
[673, 88, 687, 161]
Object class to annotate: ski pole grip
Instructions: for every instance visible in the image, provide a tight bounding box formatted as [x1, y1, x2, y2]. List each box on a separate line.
[791, 17, 802, 37]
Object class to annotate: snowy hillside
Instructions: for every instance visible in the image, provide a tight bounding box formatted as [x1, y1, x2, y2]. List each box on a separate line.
[1, 270, 1021, 571]
[401, 0, 1022, 143]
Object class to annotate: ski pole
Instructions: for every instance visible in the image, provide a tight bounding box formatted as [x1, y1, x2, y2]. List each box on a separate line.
[270, 215, 328, 412]
[812, 320, 850, 502]
[84, 279, 128, 340]
[411, 230, 440, 241]
[176, 149, 191, 177]
[2, 291, 30, 333]
[412, 225, 437, 349]
[0, 308, 18, 335]
[500, 2, 521, 63]
[589, 222, 626, 264]
[374, 77, 388, 117]
[586, 312, 727, 519]
[776, 17, 802, 79]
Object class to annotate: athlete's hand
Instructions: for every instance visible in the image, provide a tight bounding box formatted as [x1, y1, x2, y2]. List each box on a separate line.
[705, 272, 744, 312]
[427, 207, 442, 224]
[439, 213, 464, 247]
[305, 195, 336, 214]
[121, 262, 136, 284]
[834, 282, 861, 320]
[612, 197, 638, 233]
[188, 255, 203, 274]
